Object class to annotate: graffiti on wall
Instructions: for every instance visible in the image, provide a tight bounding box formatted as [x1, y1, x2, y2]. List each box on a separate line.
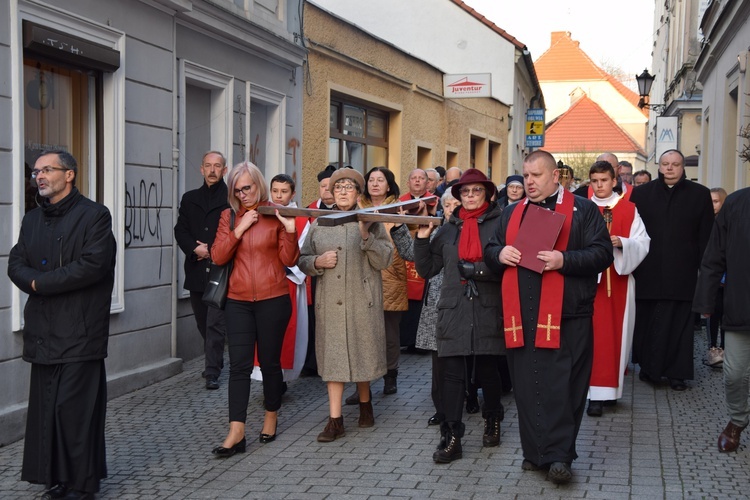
[124, 178, 163, 248]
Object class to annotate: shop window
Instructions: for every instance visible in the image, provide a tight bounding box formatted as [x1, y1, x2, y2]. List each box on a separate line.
[15, 13, 125, 323]
[23, 57, 100, 211]
[329, 98, 388, 172]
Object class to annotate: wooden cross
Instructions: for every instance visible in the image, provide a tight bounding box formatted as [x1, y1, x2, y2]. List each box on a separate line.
[537, 313, 561, 342]
[257, 196, 443, 227]
[504, 316, 523, 344]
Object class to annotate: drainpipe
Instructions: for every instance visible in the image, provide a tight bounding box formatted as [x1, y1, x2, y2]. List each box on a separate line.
[170, 18, 179, 358]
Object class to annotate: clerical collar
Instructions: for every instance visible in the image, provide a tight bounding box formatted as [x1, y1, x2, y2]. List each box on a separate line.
[525, 184, 564, 209]
[592, 192, 622, 207]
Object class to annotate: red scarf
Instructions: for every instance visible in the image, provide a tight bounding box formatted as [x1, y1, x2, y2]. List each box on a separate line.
[458, 202, 489, 263]
[501, 190, 573, 349]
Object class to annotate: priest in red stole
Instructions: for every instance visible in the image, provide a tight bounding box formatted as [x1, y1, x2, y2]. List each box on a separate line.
[585, 161, 650, 417]
[485, 150, 612, 485]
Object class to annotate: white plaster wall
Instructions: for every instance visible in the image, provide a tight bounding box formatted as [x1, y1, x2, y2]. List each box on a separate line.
[311, 0, 518, 105]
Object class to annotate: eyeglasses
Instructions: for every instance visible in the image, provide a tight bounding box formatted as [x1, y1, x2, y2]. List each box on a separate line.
[333, 183, 357, 193]
[459, 186, 485, 196]
[31, 166, 69, 179]
[233, 184, 255, 196]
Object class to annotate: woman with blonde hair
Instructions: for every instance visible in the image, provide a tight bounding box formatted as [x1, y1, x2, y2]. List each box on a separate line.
[210, 162, 299, 457]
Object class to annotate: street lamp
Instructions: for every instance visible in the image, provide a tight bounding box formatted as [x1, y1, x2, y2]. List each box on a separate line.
[635, 68, 666, 114]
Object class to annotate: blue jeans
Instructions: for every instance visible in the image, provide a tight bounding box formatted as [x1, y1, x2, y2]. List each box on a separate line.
[724, 331, 750, 427]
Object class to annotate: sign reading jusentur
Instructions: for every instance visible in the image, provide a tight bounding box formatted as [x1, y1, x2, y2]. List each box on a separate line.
[443, 73, 492, 98]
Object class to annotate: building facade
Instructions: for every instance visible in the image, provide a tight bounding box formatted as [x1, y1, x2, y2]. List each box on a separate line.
[647, 0, 706, 179]
[0, 0, 305, 444]
[694, 0, 750, 191]
[300, 1, 510, 202]
[306, 0, 540, 186]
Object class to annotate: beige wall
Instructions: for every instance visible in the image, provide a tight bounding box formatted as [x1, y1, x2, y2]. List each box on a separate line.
[301, 3, 509, 204]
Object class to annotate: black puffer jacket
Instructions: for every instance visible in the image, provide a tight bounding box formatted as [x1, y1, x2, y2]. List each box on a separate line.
[485, 193, 613, 318]
[8, 188, 117, 364]
[414, 202, 505, 357]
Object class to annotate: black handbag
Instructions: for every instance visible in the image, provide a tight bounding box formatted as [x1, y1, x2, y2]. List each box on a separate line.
[202, 211, 235, 310]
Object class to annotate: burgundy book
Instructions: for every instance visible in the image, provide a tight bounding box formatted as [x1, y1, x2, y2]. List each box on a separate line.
[513, 204, 566, 274]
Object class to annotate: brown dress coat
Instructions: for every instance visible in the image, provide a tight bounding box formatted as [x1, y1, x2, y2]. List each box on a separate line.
[298, 218, 393, 382]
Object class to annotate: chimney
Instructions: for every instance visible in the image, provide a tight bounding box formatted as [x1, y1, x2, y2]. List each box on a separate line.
[551, 31, 571, 46]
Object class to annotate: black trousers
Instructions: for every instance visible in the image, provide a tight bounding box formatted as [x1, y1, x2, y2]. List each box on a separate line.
[189, 291, 226, 378]
[225, 295, 291, 420]
[439, 355, 503, 422]
[708, 287, 725, 349]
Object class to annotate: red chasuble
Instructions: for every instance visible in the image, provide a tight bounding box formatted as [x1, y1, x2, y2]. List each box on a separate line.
[589, 199, 635, 387]
[502, 189, 574, 349]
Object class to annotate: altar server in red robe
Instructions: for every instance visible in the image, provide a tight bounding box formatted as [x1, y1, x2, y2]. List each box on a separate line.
[585, 161, 650, 417]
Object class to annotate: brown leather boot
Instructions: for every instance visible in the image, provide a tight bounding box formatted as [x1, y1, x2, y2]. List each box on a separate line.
[358, 401, 374, 428]
[718, 421, 747, 452]
[317, 416, 345, 442]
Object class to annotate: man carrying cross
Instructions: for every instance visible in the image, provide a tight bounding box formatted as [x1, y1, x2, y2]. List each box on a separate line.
[485, 150, 612, 484]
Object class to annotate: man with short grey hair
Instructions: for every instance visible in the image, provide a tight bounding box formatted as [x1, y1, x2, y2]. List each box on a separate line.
[174, 150, 229, 390]
[9, 150, 116, 498]
[425, 168, 440, 194]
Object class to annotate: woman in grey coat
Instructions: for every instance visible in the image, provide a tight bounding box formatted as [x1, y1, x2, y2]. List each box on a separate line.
[414, 169, 505, 463]
[298, 168, 393, 442]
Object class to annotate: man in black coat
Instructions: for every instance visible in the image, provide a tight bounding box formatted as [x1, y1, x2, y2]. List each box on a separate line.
[693, 186, 750, 452]
[485, 150, 612, 484]
[629, 149, 714, 390]
[174, 151, 229, 390]
[8, 150, 116, 499]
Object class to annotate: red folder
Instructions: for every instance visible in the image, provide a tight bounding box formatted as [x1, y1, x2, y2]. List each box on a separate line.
[513, 204, 566, 274]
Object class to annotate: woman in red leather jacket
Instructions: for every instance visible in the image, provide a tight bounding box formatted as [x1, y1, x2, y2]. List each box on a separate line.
[209, 161, 299, 457]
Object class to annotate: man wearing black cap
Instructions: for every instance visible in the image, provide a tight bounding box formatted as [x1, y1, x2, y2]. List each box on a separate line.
[308, 165, 336, 211]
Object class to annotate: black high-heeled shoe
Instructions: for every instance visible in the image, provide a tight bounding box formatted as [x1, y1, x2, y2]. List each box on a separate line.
[211, 437, 246, 458]
[259, 422, 277, 443]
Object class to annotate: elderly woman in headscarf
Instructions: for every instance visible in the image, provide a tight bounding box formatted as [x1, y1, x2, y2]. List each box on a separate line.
[298, 167, 393, 442]
[414, 168, 505, 463]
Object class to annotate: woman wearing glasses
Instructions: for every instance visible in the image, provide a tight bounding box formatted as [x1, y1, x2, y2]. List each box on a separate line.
[298, 167, 393, 442]
[414, 168, 505, 463]
[209, 162, 299, 457]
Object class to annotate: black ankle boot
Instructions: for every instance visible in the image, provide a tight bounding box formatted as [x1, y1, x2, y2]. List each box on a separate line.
[482, 411, 502, 447]
[433, 421, 464, 463]
[383, 369, 398, 395]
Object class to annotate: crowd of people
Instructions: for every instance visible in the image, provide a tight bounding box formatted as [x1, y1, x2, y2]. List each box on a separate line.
[9, 146, 747, 498]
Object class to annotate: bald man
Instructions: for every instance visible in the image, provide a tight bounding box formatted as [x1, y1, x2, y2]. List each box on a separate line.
[486, 150, 612, 484]
[436, 167, 462, 196]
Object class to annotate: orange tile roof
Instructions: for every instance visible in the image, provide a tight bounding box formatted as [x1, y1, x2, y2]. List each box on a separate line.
[535, 31, 645, 112]
[544, 94, 645, 155]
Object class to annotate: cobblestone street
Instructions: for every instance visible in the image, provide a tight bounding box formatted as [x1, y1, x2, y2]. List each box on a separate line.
[1, 331, 748, 499]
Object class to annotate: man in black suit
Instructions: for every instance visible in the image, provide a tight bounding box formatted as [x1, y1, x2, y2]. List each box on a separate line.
[174, 151, 229, 389]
